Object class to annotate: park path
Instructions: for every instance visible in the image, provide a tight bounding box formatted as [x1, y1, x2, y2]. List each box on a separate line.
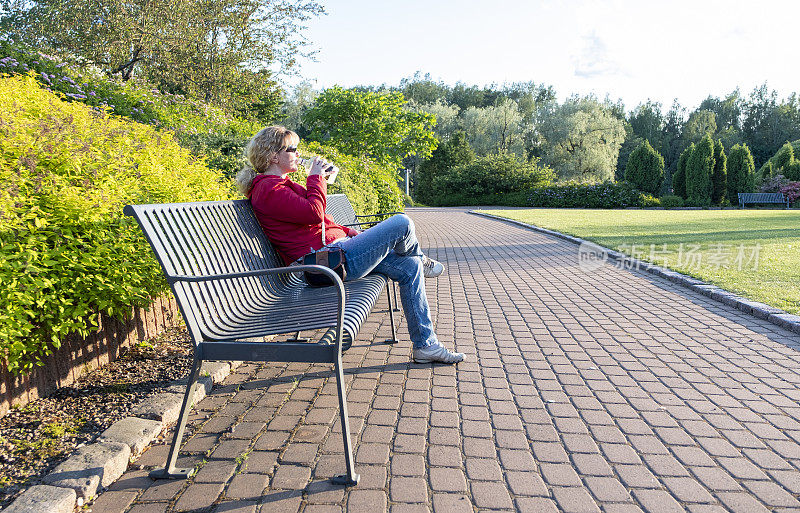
[93, 207, 800, 513]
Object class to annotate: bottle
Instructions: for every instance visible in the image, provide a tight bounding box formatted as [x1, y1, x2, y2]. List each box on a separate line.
[298, 158, 339, 184]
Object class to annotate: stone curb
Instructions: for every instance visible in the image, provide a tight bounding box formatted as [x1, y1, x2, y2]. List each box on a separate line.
[2, 360, 241, 513]
[471, 211, 800, 336]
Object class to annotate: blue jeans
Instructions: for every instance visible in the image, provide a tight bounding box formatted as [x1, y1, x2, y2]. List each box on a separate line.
[329, 214, 437, 349]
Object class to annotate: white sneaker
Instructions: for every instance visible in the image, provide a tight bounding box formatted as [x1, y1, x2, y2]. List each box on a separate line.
[413, 343, 464, 364]
[422, 256, 444, 278]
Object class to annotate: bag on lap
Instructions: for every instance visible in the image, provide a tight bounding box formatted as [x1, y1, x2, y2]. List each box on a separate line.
[302, 217, 347, 287]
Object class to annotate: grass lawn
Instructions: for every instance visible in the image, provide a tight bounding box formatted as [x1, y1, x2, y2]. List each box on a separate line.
[479, 208, 800, 315]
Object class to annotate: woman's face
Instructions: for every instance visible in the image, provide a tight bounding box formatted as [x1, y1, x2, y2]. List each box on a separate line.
[274, 142, 299, 174]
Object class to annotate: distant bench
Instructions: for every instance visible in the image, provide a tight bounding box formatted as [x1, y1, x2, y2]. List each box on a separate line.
[738, 192, 789, 208]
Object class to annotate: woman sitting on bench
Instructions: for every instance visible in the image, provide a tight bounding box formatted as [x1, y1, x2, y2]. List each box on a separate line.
[236, 125, 463, 364]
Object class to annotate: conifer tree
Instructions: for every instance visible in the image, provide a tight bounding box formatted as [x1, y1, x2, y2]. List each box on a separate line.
[711, 139, 727, 205]
[686, 134, 715, 206]
[727, 144, 756, 203]
[625, 140, 664, 194]
[673, 143, 693, 199]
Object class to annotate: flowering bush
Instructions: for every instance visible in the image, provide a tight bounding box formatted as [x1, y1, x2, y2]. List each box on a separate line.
[780, 182, 800, 206]
[528, 181, 645, 208]
[0, 75, 235, 374]
[760, 174, 790, 193]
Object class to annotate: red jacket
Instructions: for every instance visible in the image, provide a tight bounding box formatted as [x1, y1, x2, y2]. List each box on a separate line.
[249, 174, 356, 264]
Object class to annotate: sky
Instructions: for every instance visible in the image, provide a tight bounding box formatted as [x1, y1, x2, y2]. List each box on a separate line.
[290, 0, 798, 113]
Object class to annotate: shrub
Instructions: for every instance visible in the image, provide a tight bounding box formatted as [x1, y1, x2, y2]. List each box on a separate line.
[760, 174, 789, 193]
[780, 182, 800, 206]
[0, 74, 234, 374]
[427, 152, 555, 206]
[660, 195, 685, 209]
[727, 143, 756, 201]
[640, 194, 661, 207]
[625, 140, 664, 194]
[527, 181, 645, 208]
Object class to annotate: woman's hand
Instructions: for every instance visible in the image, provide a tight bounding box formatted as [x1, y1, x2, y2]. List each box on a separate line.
[309, 156, 330, 176]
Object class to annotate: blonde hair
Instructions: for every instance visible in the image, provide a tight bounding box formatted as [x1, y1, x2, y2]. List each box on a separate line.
[236, 126, 300, 195]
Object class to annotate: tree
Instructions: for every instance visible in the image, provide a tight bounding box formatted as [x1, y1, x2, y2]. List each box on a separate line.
[408, 99, 460, 142]
[683, 109, 717, 144]
[3, 0, 322, 115]
[673, 144, 693, 198]
[742, 84, 800, 167]
[415, 131, 475, 204]
[537, 97, 626, 182]
[686, 134, 715, 205]
[303, 86, 438, 169]
[727, 144, 756, 202]
[711, 139, 727, 205]
[460, 98, 524, 157]
[625, 140, 664, 194]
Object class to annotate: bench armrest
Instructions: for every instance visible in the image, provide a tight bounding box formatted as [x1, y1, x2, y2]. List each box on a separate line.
[167, 264, 340, 286]
[354, 211, 403, 220]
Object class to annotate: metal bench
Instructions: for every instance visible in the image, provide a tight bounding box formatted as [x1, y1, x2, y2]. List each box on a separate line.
[738, 192, 789, 208]
[124, 199, 398, 487]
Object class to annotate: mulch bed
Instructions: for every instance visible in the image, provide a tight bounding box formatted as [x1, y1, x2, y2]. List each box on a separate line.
[0, 327, 194, 509]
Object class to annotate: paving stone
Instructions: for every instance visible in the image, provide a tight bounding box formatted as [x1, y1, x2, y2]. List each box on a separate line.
[173, 482, 225, 511]
[3, 485, 76, 513]
[390, 476, 428, 502]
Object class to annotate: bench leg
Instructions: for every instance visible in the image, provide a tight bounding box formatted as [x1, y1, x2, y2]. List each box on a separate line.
[331, 353, 360, 486]
[384, 283, 399, 344]
[286, 331, 310, 343]
[149, 355, 202, 479]
[392, 282, 400, 312]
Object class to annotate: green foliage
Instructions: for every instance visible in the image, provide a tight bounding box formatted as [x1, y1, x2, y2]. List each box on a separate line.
[659, 195, 685, 208]
[426, 153, 554, 206]
[527, 181, 646, 208]
[299, 142, 404, 215]
[537, 97, 626, 182]
[640, 194, 661, 207]
[625, 140, 665, 194]
[673, 144, 693, 198]
[2, 0, 321, 117]
[303, 86, 438, 169]
[0, 74, 234, 374]
[711, 139, 727, 205]
[0, 41, 261, 178]
[415, 132, 476, 205]
[757, 140, 800, 181]
[686, 134, 715, 206]
[727, 143, 756, 202]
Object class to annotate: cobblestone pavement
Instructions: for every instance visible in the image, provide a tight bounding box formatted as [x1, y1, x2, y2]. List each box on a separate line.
[93, 208, 800, 513]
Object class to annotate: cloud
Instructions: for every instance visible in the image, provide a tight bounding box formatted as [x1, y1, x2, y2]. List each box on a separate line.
[572, 32, 625, 79]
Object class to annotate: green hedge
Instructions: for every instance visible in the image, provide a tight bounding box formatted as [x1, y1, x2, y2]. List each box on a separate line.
[427, 153, 555, 206]
[0, 74, 235, 374]
[0, 41, 260, 178]
[527, 181, 648, 208]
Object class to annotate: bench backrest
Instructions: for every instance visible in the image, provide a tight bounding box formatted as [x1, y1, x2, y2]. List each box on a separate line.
[326, 194, 359, 226]
[738, 192, 786, 203]
[124, 200, 291, 344]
